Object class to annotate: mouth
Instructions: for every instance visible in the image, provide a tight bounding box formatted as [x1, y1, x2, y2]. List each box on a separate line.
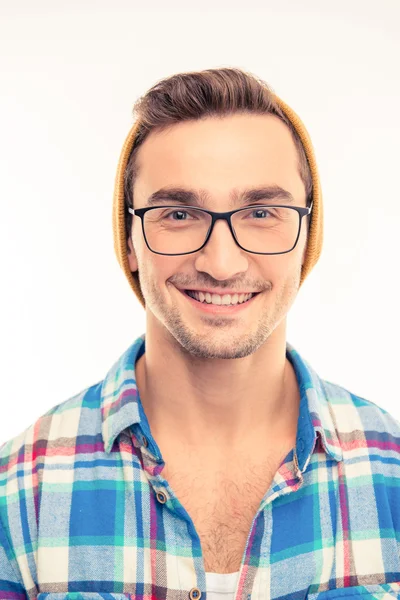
[177, 287, 261, 314]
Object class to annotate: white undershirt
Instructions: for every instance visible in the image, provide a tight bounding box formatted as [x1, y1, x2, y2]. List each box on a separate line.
[205, 571, 240, 600]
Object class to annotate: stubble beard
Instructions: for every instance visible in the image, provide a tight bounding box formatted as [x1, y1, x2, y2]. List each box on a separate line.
[139, 265, 302, 361]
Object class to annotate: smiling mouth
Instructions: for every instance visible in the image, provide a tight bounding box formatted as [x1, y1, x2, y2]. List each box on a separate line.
[182, 290, 260, 307]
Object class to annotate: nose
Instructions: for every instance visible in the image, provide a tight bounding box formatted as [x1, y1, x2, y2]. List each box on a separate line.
[194, 218, 249, 280]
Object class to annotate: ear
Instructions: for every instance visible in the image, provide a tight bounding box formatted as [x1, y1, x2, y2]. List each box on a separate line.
[301, 215, 311, 266]
[301, 234, 308, 267]
[127, 235, 138, 272]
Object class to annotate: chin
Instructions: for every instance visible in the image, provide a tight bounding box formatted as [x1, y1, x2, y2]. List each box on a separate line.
[170, 326, 270, 361]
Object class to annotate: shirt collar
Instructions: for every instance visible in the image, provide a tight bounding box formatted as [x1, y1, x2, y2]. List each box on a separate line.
[286, 341, 343, 471]
[100, 334, 343, 467]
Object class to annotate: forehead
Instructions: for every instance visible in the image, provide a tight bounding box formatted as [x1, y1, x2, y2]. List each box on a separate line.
[133, 114, 305, 202]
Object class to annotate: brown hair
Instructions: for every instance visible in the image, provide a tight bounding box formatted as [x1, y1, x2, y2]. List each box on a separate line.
[123, 67, 313, 243]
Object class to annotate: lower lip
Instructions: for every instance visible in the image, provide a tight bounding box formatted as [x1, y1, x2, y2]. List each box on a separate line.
[176, 287, 259, 314]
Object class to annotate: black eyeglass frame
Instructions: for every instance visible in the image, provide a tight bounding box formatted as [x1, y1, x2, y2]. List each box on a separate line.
[128, 201, 313, 256]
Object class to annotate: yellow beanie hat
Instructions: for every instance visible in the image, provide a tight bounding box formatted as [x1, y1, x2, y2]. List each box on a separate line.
[112, 94, 323, 309]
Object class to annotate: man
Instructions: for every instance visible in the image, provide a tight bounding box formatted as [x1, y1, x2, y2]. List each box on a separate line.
[1, 67, 400, 599]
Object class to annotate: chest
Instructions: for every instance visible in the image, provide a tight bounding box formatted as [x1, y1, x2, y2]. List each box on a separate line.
[162, 448, 292, 574]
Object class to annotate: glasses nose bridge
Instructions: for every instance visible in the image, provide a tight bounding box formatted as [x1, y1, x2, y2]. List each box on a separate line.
[206, 210, 238, 247]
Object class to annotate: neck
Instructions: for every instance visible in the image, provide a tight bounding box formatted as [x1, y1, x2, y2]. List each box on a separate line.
[135, 320, 300, 454]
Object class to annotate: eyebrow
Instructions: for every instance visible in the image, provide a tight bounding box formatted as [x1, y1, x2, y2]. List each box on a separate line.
[145, 185, 295, 207]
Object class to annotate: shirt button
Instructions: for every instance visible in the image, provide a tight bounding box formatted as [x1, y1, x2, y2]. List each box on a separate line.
[189, 588, 202, 600]
[142, 436, 148, 448]
[156, 491, 167, 504]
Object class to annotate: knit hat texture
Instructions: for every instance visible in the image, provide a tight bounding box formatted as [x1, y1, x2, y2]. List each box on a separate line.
[112, 94, 323, 308]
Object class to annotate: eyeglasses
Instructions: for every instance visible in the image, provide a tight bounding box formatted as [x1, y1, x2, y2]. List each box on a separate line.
[128, 202, 313, 256]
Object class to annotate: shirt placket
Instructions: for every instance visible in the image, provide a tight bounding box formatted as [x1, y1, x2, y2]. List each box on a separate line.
[138, 428, 305, 600]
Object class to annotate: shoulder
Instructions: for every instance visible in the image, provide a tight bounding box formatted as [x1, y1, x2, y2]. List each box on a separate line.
[0, 380, 103, 487]
[322, 378, 400, 463]
[0, 381, 104, 589]
[323, 377, 400, 431]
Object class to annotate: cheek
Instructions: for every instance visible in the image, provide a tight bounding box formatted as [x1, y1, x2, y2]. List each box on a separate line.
[262, 250, 303, 287]
[142, 256, 182, 291]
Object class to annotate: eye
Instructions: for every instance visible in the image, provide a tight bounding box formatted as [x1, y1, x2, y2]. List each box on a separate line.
[165, 210, 196, 220]
[252, 208, 271, 218]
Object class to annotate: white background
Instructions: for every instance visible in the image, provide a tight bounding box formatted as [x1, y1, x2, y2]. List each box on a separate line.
[1, 0, 399, 443]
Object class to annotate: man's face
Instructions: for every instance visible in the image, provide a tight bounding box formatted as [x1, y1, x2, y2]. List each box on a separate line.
[127, 114, 309, 359]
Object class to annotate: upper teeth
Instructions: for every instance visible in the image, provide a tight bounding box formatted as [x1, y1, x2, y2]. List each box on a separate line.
[187, 291, 254, 305]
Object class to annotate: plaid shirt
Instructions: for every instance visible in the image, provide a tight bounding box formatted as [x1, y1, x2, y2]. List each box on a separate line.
[1, 333, 400, 600]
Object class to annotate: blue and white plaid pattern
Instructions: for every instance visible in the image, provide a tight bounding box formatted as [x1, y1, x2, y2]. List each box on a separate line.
[1, 333, 400, 599]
